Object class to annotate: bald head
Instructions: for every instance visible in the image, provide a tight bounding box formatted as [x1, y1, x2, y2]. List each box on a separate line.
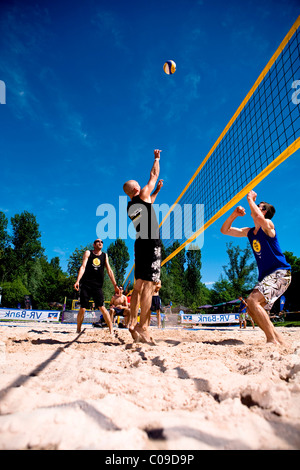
[123, 180, 141, 198]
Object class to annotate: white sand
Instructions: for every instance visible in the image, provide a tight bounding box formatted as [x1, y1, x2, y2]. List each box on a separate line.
[0, 322, 300, 450]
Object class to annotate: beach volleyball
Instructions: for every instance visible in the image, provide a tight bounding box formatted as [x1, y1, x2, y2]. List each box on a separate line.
[163, 60, 176, 75]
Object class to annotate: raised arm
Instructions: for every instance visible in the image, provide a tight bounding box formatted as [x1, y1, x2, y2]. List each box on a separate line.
[140, 149, 161, 202]
[247, 190, 275, 237]
[150, 179, 163, 203]
[220, 206, 250, 238]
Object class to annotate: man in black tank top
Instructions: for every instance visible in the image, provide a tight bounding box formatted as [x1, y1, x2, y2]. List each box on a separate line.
[123, 149, 163, 343]
[74, 239, 119, 334]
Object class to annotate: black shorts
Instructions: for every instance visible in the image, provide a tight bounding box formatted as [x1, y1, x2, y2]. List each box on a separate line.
[113, 307, 123, 315]
[134, 239, 162, 283]
[151, 295, 161, 311]
[80, 284, 104, 309]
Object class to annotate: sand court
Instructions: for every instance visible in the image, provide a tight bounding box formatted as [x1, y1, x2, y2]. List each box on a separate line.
[0, 322, 300, 450]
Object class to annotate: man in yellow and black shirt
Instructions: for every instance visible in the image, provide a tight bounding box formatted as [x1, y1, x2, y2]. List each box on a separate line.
[74, 239, 119, 334]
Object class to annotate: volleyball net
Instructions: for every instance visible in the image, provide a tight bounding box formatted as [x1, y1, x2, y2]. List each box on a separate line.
[124, 16, 300, 291]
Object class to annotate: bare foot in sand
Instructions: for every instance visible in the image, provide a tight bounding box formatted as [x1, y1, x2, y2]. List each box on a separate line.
[266, 330, 287, 348]
[128, 325, 141, 342]
[134, 325, 156, 345]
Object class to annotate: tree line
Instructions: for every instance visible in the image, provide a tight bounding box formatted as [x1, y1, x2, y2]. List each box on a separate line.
[1, 210, 299, 311]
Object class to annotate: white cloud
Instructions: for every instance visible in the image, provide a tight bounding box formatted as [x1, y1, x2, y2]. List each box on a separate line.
[53, 247, 66, 256]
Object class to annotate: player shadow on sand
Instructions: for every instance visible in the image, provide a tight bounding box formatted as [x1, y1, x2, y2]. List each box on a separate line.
[202, 339, 244, 346]
[0, 330, 96, 401]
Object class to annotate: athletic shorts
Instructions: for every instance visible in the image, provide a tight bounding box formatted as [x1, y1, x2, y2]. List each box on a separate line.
[80, 284, 104, 309]
[253, 269, 291, 311]
[134, 239, 162, 283]
[113, 307, 123, 316]
[151, 295, 161, 312]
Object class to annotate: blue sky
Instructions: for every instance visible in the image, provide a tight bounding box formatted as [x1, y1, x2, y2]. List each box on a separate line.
[0, 0, 299, 287]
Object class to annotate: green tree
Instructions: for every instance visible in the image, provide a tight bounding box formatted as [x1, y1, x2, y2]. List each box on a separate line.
[22, 257, 44, 303]
[26, 256, 73, 309]
[222, 242, 256, 297]
[160, 265, 175, 306]
[107, 238, 130, 286]
[164, 241, 186, 304]
[11, 211, 44, 270]
[1, 211, 85, 309]
[184, 245, 202, 306]
[1, 278, 29, 307]
[0, 211, 10, 253]
[102, 266, 117, 303]
[284, 251, 300, 273]
[0, 211, 11, 281]
[67, 244, 93, 278]
[210, 243, 257, 305]
[282, 251, 300, 311]
[210, 276, 235, 305]
[198, 282, 212, 308]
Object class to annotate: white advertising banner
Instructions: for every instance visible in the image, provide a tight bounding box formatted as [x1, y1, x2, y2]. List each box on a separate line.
[180, 313, 239, 324]
[0, 308, 60, 322]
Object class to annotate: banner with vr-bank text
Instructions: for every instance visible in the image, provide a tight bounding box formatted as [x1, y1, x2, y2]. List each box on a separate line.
[180, 313, 239, 324]
[0, 308, 60, 322]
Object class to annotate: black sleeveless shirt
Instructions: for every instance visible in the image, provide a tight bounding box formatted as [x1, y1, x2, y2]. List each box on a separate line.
[81, 251, 106, 287]
[127, 195, 160, 244]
